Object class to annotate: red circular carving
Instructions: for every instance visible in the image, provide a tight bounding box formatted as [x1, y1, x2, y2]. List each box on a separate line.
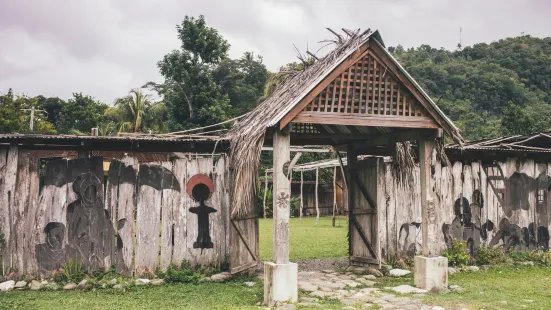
[187, 174, 214, 200]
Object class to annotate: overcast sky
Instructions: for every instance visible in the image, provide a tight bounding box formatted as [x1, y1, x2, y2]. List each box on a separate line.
[1, 0, 550, 104]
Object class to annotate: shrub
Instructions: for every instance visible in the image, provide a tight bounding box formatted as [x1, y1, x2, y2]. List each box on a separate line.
[476, 245, 508, 266]
[159, 260, 203, 284]
[92, 265, 117, 280]
[507, 250, 549, 265]
[62, 257, 85, 283]
[441, 241, 469, 267]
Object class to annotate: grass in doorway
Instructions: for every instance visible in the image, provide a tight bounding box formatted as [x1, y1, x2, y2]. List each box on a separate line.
[258, 216, 348, 261]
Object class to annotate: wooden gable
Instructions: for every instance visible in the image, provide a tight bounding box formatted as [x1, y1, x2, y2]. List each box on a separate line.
[283, 42, 441, 130]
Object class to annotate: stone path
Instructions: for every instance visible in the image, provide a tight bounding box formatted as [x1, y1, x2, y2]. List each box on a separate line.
[293, 269, 454, 310]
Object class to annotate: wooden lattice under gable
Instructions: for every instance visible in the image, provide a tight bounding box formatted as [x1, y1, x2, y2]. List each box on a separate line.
[300, 51, 429, 118]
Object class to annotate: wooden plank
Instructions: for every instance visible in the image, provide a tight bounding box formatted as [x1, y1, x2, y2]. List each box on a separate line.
[323, 80, 331, 112]
[351, 215, 377, 258]
[35, 158, 68, 276]
[230, 260, 258, 275]
[384, 163, 396, 258]
[116, 157, 138, 275]
[212, 156, 230, 264]
[0, 144, 19, 275]
[105, 159, 122, 270]
[351, 170, 376, 209]
[135, 162, 163, 275]
[160, 161, 175, 271]
[293, 112, 439, 129]
[230, 219, 258, 262]
[1, 145, 18, 274]
[280, 43, 371, 128]
[171, 158, 188, 266]
[419, 139, 436, 256]
[182, 158, 199, 263]
[11, 149, 30, 273]
[23, 154, 40, 275]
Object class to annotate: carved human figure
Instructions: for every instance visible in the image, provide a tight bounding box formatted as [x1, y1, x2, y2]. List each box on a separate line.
[189, 183, 217, 249]
[66, 172, 114, 270]
[36, 222, 66, 273]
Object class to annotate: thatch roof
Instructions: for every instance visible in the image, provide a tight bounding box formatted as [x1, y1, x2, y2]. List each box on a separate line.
[225, 28, 462, 216]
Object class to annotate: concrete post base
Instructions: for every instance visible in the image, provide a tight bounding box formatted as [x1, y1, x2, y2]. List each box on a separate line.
[264, 262, 298, 306]
[414, 256, 448, 290]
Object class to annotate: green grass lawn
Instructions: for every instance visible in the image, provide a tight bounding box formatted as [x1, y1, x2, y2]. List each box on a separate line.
[259, 216, 348, 261]
[377, 265, 551, 310]
[0, 279, 263, 310]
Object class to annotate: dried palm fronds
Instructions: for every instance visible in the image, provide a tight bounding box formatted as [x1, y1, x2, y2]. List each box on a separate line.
[392, 141, 416, 185]
[225, 28, 373, 217]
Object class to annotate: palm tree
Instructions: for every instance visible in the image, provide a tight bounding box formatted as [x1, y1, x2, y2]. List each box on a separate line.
[107, 89, 166, 133]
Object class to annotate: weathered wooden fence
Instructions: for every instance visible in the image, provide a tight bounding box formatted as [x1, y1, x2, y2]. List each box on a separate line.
[0, 145, 232, 277]
[373, 157, 551, 259]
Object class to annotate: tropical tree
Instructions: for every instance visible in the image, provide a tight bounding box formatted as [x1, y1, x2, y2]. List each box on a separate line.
[157, 15, 232, 130]
[106, 89, 167, 134]
[57, 93, 108, 134]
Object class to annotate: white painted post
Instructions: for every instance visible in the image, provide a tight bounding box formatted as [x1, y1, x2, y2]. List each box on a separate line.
[264, 126, 297, 306]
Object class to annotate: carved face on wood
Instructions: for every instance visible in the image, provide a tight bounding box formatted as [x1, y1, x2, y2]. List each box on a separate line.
[45, 222, 64, 250]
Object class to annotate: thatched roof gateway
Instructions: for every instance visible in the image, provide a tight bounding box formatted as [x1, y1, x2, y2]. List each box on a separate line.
[225, 28, 463, 216]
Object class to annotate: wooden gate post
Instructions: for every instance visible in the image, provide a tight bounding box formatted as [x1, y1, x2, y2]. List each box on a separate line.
[414, 138, 448, 290]
[264, 126, 297, 306]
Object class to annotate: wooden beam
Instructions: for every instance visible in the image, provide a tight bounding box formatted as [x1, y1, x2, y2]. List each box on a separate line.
[286, 152, 303, 177]
[272, 127, 291, 264]
[352, 128, 442, 150]
[293, 112, 439, 129]
[280, 42, 371, 129]
[419, 139, 436, 257]
[351, 215, 378, 259]
[346, 144, 356, 257]
[261, 146, 332, 153]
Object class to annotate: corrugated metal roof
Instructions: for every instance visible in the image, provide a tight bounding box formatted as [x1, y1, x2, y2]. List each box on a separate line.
[0, 133, 225, 143]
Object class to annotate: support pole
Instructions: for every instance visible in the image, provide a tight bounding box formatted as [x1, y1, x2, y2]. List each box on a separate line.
[263, 171, 268, 219]
[300, 171, 304, 221]
[265, 126, 297, 306]
[315, 167, 319, 225]
[414, 138, 447, 290]
[346, 144, 357, 258]
[419, 139, 436, 256]
[332, 166, 337, 227]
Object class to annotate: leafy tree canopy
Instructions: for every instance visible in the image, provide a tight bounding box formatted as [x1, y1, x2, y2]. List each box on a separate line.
[57, 93, 108, 134]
